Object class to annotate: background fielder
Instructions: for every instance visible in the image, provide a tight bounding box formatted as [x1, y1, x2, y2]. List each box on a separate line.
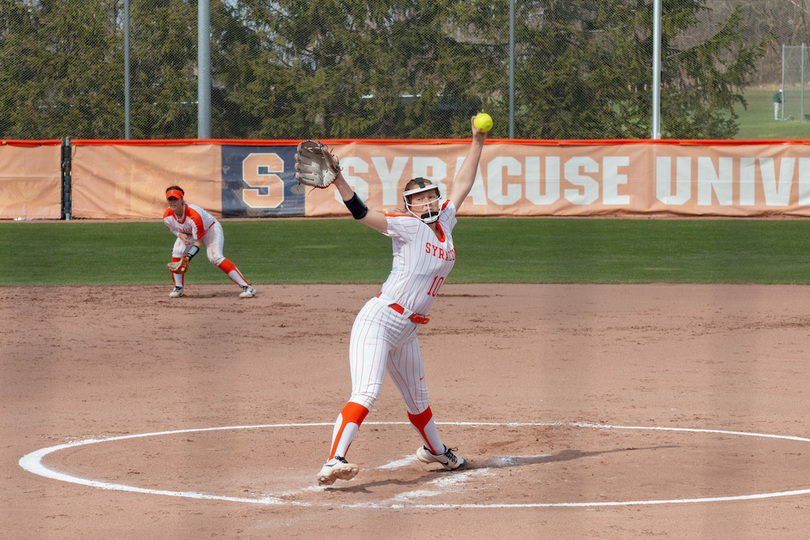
[309, 117, 487, 486]
[163, 185, 255, 299]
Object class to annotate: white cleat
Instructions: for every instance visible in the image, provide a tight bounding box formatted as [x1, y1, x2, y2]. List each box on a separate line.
[169, 286, 184, 298]
[239, 285, 255, 298]
[317, 456, 359, 486]
[416, 445, 467, 470]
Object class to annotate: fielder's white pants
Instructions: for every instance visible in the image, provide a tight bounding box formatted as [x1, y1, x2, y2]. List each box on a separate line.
[172, 221, 227, 266]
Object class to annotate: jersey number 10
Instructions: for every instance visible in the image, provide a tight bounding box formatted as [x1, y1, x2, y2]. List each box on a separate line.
[427, 276, 444, 297]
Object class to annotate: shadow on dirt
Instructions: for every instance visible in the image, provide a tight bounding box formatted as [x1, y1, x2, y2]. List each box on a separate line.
[472, 446, 679, 469]
[324, 446, 679, 492]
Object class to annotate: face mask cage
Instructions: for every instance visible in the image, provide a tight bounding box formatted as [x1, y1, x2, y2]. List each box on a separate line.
[403, 184, 442, 223]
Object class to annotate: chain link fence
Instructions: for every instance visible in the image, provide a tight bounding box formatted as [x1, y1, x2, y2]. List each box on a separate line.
[0, 1, 789, 141]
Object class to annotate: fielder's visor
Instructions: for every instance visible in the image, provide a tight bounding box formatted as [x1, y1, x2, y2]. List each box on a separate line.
[166, 189, 184, 200]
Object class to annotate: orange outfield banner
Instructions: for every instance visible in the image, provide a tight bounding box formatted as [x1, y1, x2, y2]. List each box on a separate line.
[62, 139, 810, 219]
[305, 141, 810, 217]
[70, 144, 223, 219]
[0, 143, 62, 220]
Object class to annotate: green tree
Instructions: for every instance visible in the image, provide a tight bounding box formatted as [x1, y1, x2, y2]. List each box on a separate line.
[128, 0, 198, 139]
[225, 0, 485, 139]
[658, 3, 763, 138]
[209, 0, 264, 138]
[0, 0, 124, 139]
[456, 0, 763, 139]
[0, 0, 765, 140]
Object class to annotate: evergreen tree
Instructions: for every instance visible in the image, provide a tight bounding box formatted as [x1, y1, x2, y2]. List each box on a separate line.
[0, 0, 764, 139]
[0, 0, 124, 138]
[455, 0, 764, 139]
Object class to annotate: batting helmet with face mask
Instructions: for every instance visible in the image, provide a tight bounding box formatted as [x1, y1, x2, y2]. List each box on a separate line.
[403, 177, 442, 224]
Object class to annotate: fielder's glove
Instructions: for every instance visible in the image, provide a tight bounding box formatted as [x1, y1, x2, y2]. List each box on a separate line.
[166, 256, 189, 274]
[294, 140, 341, 188]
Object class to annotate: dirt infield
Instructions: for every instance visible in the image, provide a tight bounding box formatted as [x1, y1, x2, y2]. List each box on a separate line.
[3, 283, 810, 538]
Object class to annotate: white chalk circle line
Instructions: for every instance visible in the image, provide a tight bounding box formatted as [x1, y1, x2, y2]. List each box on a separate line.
[18, 421, 810, 508]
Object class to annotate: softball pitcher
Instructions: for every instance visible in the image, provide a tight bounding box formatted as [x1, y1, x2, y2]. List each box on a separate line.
[163, 186, 255, 298]
[313, 117, 487, 486]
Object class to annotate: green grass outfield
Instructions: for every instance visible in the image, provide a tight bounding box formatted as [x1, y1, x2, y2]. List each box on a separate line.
[2, 218, 810, 286]
[736, 89, 810, 139]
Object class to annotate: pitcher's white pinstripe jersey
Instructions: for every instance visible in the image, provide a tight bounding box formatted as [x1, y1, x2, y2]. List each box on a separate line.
[379, 200, 458, 315]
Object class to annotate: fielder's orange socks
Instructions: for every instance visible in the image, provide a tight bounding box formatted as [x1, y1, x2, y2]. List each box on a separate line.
[408, 406, 444, 455]
[329, 401, 369, 459]
[218, 258, 249, 287]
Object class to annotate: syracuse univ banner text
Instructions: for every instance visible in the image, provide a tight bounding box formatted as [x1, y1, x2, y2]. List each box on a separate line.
[58, 139, 810, 219]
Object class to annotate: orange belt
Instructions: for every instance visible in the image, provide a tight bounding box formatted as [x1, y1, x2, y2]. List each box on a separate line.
[377, 293, 430, 324]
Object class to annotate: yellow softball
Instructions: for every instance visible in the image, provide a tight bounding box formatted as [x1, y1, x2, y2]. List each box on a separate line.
[473, 113, 493, 133]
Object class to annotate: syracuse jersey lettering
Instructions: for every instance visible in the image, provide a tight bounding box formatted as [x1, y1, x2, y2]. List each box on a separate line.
[425, 242, 456, 262]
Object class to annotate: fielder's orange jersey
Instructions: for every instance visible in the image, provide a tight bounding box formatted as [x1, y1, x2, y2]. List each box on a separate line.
[163, 203, 218, 240]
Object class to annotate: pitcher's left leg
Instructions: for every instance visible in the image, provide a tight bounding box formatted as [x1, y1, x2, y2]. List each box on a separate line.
[388, 338, 467, 469]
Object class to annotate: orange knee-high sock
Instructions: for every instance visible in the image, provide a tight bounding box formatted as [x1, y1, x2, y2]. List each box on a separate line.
[329, 402, 370, 460]
[408, 406, 443, 455]
[217, 258, 248, 287]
